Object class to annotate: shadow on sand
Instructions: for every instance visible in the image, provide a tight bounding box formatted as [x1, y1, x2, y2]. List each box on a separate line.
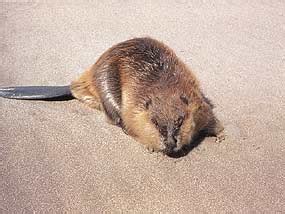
[167, 130, 209, 158]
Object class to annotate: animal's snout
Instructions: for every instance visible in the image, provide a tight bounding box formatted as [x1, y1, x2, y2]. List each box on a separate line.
[163, 136, 178, 155]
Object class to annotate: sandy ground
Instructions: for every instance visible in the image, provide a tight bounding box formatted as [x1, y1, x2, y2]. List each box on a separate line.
[1, 1, 285, 213]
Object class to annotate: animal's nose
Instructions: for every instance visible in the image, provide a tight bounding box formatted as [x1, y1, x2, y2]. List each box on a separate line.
[168, 136, 177, 146]
[163, 137, 177, 154]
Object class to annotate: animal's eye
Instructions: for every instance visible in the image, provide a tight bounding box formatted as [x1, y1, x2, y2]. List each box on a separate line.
[160, 126, 168, 136]
[161, 126, 167, 132]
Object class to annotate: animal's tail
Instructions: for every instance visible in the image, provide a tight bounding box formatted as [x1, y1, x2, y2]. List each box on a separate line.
[0, 85, 74, 101]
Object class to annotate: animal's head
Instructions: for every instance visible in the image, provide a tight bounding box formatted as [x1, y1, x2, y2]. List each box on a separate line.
[142, 90, 207, 155]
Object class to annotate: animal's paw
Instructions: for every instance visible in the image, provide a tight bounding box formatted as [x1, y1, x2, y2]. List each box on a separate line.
[145, 145, 155, 153]
[215, 131, 226, 143]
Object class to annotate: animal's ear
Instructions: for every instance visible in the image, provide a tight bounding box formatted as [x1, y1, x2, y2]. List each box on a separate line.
[144, 98, 152, 110]
[180, 94, 189, 105]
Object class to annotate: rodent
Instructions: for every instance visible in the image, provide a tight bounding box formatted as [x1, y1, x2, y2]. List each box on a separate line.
[0, 37, 225, 156]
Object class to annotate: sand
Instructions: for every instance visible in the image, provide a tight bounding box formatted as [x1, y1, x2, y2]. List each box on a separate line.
[1, 1, 284, 213]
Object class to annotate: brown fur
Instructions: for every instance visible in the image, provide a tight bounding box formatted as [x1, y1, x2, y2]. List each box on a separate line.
[70, 37, 224, 155]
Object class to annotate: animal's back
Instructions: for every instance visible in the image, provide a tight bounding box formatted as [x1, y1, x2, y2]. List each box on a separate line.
[113, 37, 188, 85]
[113, 38, 201, 106]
